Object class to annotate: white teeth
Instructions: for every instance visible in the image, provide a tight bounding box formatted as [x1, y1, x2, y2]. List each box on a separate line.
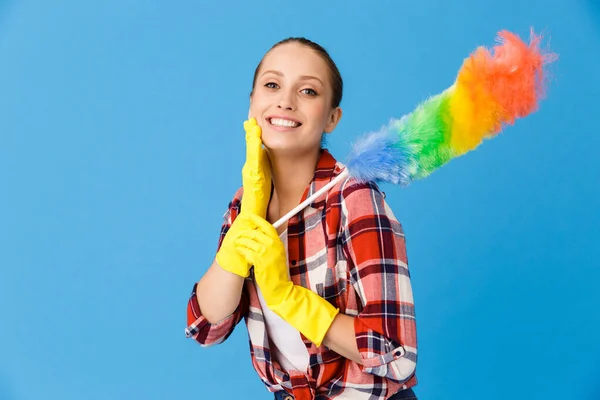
[270, 118, 299, 128]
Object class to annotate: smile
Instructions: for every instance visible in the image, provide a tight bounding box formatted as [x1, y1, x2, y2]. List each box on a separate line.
[268, 117, 301, 128]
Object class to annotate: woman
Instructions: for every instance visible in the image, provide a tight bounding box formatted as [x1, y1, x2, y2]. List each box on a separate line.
[185, 37, 418, 400]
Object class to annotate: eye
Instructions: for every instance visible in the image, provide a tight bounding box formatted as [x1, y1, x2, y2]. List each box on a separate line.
[264, 82, 279, 89]
[301, 88, 318, 96]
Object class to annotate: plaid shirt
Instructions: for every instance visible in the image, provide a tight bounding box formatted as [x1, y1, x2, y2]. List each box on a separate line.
[185, 150, 418, 400]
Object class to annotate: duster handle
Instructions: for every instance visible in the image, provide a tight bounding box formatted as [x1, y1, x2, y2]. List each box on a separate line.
[272, 168, 349, 229]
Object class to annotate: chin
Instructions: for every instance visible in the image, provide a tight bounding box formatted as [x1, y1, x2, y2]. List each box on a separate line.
[261, 131, 290, 148]
[261, 127, 322, 155]
[264, 143, 320, 160]
[262, 139, 292, 153]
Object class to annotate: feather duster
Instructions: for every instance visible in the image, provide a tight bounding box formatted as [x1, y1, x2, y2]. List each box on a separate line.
[273, 29, 557, 229]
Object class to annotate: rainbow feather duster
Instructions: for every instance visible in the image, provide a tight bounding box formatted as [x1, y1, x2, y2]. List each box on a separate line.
[273, 29, 557, 229]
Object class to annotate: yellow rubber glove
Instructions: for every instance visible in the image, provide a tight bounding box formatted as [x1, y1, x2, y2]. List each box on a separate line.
[215, 119, 271, 277]
[233, 213, 339, 346]
[241, 118, 271, 217]
[214, 215, 255, 277]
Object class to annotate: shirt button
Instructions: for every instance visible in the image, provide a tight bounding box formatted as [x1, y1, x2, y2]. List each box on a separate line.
[291, 260, 297, 266]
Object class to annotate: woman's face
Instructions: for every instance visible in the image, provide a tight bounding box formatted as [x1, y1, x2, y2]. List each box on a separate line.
[249, 42, 342, 157]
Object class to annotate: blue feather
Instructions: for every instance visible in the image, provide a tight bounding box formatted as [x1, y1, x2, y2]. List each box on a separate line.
[345, 118, 413, 185]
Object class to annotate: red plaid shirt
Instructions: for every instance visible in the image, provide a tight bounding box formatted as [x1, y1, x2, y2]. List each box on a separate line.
[186, 150, 418, 399]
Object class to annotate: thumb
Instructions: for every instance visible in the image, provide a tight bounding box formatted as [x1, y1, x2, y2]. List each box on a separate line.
[244, 118, 261, 141]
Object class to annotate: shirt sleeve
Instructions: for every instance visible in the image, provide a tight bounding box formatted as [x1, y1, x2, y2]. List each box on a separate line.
[185, 282, 248, 347]
[340, 180, 417, 384]
[184, 188, 249, 347]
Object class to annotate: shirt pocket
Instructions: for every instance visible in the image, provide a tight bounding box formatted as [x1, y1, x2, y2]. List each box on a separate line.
[312, 248, 348, 312]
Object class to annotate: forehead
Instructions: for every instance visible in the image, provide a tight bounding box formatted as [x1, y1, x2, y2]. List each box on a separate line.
[260, 43, 330, 79]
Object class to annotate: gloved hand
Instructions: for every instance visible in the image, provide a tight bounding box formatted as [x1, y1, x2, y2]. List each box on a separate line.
[241, 118, 271, 218]
[214, 214, 255, 277]
[233, 213, 339, 346]
[215, 118, 271, 278]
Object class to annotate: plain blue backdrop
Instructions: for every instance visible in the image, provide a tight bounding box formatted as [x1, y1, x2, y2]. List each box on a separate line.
[1, 1, 599, 399]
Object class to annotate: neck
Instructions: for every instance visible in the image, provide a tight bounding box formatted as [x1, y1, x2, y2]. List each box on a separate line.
[266, 148, 321, 221]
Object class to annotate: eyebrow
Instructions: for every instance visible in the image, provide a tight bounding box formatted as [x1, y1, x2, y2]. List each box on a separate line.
[260, 69, 324, 86]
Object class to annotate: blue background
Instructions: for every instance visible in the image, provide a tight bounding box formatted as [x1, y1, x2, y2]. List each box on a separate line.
[1, 1, 598, 399]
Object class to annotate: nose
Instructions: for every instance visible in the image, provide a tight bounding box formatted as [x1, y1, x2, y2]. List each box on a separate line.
[277, 87, 296, 111]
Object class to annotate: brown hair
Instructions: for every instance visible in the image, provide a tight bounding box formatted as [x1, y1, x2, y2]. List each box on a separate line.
[250, 37, 343, 108]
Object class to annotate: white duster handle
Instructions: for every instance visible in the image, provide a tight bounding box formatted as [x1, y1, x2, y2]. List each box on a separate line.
[272, 168, 349, 229]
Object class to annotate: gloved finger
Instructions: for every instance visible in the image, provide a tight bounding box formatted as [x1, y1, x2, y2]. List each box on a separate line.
[244, 118, 262, 145]
[235, 229, 271, 247]
[244, 119, 263, 166]
[243, 118, 260, 137]
[233, 213, 260, 229]
[244, 213, 279, 238]
[234, 236, 264, 251]
[233, 239, 266, 264]
[233, 245, 255, 265]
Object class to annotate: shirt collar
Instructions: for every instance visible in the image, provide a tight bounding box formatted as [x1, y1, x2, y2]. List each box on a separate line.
[299, 149, 345, 211]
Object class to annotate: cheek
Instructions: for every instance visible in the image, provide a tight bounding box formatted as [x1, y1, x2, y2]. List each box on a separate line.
[307, 102, 330, 125]
[249, 96, 265, 119]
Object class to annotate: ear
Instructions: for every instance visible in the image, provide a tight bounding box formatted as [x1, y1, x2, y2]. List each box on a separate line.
[324, 107, 343, 133]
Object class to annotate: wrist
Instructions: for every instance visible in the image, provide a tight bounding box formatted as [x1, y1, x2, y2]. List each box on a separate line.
[270, 285, 339, 346]
[215, 252, 250, 278]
